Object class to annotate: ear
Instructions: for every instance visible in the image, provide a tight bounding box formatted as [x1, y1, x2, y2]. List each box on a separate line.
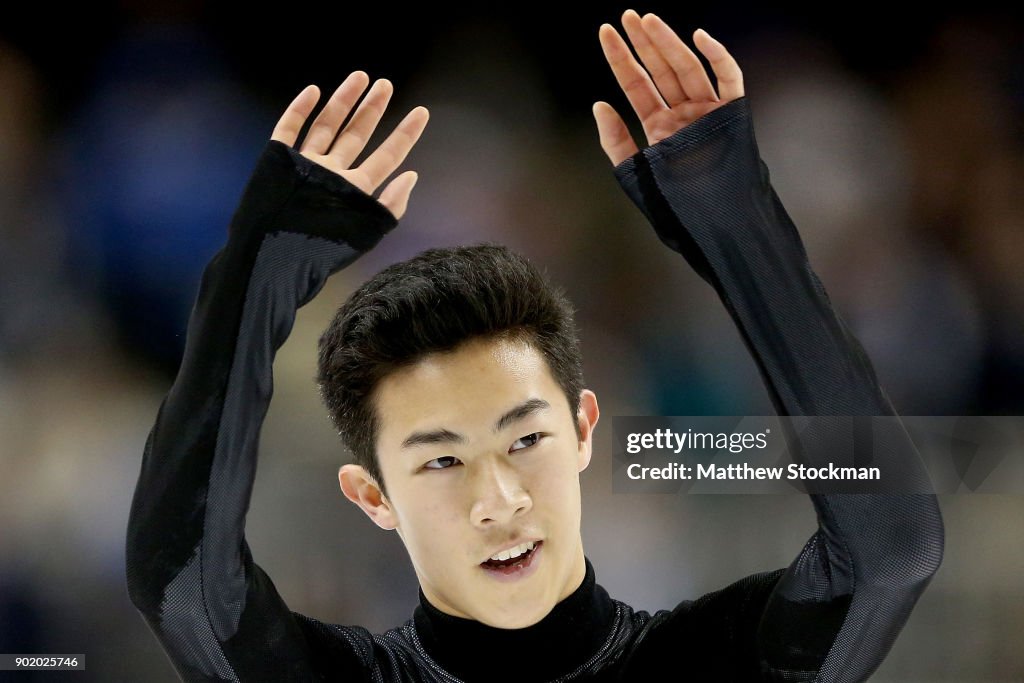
[575, 389, 600, 472]
[339, 464, 398, 530]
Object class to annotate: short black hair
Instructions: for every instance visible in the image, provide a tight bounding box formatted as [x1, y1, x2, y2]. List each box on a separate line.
[316, 242, 585, 498]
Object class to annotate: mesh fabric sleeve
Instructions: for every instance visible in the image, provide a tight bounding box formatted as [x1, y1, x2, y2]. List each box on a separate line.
[125, 139, 393, 682]
[611, 96, 945, 682]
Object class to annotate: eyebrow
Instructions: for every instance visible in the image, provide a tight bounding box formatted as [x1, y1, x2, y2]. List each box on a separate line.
[400, 398, 552, 450]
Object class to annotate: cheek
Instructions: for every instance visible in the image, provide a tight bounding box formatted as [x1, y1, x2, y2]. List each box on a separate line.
[395, 488, 465, 547]
[526, 450, 582, 508]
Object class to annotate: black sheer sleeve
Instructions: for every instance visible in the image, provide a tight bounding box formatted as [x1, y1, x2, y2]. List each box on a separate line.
[125, 140, 393, 682]
[612, 96, 945, 682]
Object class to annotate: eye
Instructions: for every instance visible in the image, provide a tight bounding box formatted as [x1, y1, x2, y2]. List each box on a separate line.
[510, 432, 543, 453]
[423, 455, 461, 470]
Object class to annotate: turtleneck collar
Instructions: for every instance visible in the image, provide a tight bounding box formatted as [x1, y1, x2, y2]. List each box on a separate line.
[412, 557, 616, 682]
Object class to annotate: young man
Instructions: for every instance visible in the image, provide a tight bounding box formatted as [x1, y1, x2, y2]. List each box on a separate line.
[126, 10, 944, 682]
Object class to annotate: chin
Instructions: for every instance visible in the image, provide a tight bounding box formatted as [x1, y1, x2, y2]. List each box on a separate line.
[481, 610, 552, 630]
[472, 592, 555, 630]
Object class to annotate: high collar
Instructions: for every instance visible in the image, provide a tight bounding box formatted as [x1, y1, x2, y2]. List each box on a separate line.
[412, 557, 616, 682]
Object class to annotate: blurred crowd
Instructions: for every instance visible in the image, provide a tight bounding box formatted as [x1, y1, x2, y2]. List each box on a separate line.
[1, 5, 1021, 681]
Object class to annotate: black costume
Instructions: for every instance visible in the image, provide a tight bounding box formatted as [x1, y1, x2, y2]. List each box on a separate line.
[125, 96, 944, 682]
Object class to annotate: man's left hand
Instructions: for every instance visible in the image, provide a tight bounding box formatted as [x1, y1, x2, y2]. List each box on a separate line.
[593, 9, 745, 166]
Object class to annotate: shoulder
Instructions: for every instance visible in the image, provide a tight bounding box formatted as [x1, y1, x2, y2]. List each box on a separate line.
[291, 612, 457, 682]
[611, 568, 787, 680]
[289, 611, 378, 676]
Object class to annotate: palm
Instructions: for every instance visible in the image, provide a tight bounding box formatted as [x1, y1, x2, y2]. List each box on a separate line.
[310, 159, 375, 196]
[270, 72, 429, 219]
[593, 11, 745, 166]
[643, 101, 727, 146]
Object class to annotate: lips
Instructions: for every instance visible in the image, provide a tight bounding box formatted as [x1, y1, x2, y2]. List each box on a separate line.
[484, 539, 539, 564]
[479, 540, 543, 580]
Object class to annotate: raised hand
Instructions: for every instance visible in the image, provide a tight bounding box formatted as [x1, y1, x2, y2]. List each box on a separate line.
[271, 72, 430, 220]
[593, 9, 744, 166]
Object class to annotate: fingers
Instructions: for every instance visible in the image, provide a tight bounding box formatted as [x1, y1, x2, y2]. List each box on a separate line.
[592, 101, 638, 167]
[300, 71, 372, 155]
[328, 78, 394, 168]
[693, 29, 744, 101]
[640, 13, 719, 103]
[620, 10, 687, 107]
[357, 105, 430, 190]
[598, 23, 667, 127]
[271, 85, 320, 147]
[377, 170, 419, 220]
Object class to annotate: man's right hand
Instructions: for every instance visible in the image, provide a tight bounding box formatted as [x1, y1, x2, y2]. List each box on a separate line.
[271, 72, 429, 221]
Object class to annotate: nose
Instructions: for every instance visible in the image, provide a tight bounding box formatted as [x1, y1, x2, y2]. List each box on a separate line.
[469, 457, 532, 528]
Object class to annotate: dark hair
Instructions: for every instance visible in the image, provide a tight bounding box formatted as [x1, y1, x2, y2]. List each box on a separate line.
[316, 242, 585, 498]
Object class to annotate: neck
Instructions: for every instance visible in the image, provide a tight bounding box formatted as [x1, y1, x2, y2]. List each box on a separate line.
[412, 557, 616, 682]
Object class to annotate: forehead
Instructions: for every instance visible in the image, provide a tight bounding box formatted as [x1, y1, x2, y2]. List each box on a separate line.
[373, 336, 563, 442]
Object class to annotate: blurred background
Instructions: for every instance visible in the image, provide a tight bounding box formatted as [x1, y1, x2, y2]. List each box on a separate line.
[1, 1, 1022, 680]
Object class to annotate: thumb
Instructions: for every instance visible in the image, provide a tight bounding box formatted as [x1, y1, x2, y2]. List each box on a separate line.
[592, 101, 638, 167]
[377, 170, 419, 221]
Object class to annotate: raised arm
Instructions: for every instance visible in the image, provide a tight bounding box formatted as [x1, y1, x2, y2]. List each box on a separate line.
[124, 74, 428, 681]
[594, 11, 943, 682]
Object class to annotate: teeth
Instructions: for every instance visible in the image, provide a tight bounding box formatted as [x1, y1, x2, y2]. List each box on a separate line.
[490, 541, 536, 562]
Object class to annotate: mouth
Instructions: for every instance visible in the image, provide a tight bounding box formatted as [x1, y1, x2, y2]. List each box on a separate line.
[479, 540, 543, 580]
